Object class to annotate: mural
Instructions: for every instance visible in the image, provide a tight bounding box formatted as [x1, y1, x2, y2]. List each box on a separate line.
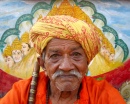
[0, 0, 130, 102]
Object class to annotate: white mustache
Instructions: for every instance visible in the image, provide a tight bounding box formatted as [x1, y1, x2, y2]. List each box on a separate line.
[52, 70, 82, 80]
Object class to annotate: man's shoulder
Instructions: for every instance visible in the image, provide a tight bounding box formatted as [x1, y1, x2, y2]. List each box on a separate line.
[83, 76, 114, 90]
[82, 76, 122, 96]
[80, 76, 126, 103]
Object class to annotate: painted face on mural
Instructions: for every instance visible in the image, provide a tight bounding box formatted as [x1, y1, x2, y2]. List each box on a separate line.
[100, 45, 107, 56]
[12, 50, 23, 63]
[21, 43, 30, 56]
[4, 56, 14, 68]
[109, 53, 115, 61]
[29, 39, 34, 48]
[42, 38, 88, 91]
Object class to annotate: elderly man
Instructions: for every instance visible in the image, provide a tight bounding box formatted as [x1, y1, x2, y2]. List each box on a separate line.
[0, 15, 125, 104]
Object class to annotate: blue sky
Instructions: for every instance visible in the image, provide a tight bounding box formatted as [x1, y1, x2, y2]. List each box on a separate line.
[2, 1, 27, 7]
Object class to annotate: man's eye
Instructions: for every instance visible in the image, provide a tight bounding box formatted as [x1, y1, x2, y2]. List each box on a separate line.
[12, 52, 15, 55]
[72, 52, 81, 56]
[18, 52, 20, 54]
[50, 54, 60, 59]
[71, 52, 82, 60]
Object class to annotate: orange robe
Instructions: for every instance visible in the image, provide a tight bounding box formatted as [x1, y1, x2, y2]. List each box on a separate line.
[0, 72, 126, 104]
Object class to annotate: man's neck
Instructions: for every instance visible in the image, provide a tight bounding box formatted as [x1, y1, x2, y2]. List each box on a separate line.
[49, 82, 80, 104]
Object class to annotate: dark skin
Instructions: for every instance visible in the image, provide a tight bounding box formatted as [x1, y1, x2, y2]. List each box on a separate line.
[38, 38, 88, 104]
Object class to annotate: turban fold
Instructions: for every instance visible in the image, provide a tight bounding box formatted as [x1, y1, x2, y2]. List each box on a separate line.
[30, 15, 100, 64]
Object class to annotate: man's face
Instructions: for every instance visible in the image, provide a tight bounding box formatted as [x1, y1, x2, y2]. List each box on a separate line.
[4, 56, 14, 68]
[43, 38, 88, 91]
[21, 43, 30, 55]
[12, 50, 23, 63]
[7, 56, 14, 68]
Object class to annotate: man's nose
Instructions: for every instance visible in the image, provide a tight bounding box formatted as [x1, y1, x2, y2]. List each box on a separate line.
[59, 55, 74, 71]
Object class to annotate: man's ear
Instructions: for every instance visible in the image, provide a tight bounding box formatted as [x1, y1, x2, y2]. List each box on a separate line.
[37, 56, 45, 69]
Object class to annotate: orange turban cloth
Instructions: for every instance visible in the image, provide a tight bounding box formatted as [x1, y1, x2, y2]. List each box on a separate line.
[30, 15, 100, 64]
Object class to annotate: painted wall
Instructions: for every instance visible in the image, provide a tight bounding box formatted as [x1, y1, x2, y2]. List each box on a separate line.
[0, 0, 130, 101]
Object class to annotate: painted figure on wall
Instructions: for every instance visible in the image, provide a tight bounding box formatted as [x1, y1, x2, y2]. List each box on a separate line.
[11, 38, 23, 63]
[21, 32, 31, 56]
[3, 45, 14, 68]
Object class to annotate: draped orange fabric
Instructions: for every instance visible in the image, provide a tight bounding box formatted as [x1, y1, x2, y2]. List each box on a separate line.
[0, 72, 126, 104]
[30, 15, 100, 64]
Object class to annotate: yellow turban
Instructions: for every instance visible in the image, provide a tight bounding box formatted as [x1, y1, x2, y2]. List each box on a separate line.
[30, 15, 100, 64]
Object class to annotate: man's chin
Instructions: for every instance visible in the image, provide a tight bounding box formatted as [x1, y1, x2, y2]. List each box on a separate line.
[55, 78, 81, 91]
[52, 74, 82, 91]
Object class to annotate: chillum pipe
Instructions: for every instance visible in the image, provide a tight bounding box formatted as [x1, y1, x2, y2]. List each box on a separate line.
[28, 62, 40, 104]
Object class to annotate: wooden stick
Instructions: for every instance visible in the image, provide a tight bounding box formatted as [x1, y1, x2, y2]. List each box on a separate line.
[28, 62, 40, 104]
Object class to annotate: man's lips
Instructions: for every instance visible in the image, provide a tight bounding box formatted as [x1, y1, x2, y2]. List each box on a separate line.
[56, 75, 77, 81]
[58, 74, 76, 77]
